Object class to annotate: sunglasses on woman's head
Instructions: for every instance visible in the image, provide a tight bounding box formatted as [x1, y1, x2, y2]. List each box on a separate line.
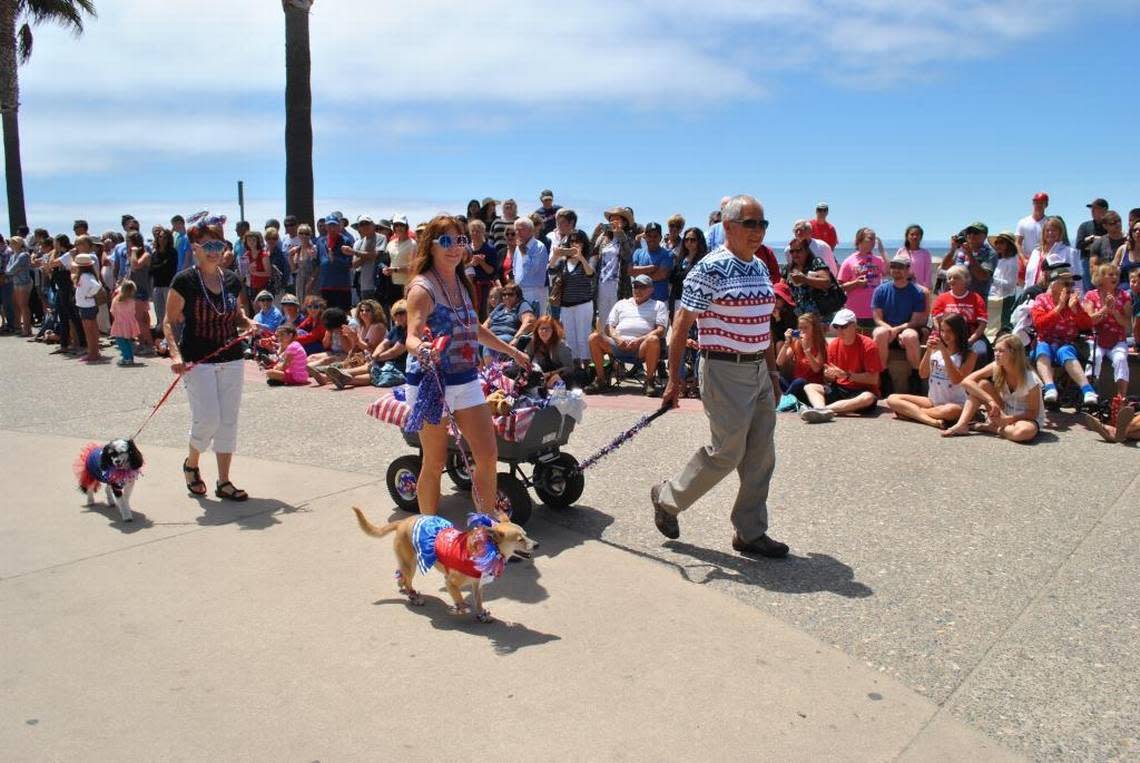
[433, 234, 469, 249]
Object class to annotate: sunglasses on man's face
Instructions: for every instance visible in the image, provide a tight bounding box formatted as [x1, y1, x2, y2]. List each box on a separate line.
[734, 218, 769, 230]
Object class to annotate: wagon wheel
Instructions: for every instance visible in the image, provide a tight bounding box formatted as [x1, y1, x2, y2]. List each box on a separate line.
[533, 453, 585, 509]
[495, 472, 532, 526]
[385, 454, 423, 513]
[445, 451, 473, 491]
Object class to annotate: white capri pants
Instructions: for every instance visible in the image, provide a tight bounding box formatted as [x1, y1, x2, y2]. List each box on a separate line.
[183, 359, 244, 453]
[559, 301, 594, 360]
[595, 281, 619, 333]
[1090, 341, 1130, 383]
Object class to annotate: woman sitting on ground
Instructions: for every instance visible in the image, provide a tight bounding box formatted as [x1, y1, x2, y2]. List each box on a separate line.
[527, 315, 575, 388]
[942, 333, 1042, 442]
[1082, 263, 1131, 401]
[1029, 267, 1095, 406]
[325, 300, 409, 389]
[777, 311, 827, 405]
[306, 306, 353, 381]
[483, 281, 535, 354]
[886, 313, 977, 429]
[353, 298, 388, 354]
[264, 324, 309, 386]
[295, 296, 326, 353]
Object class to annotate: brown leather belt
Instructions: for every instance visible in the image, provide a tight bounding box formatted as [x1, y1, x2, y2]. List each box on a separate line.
[700, 350, 765, 363]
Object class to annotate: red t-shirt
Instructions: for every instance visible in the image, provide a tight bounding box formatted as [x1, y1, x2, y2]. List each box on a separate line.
[827, 334, 883, 395]
[792, 343, 825, 383]
[247, 248, 270, 290]
[1084, 288, 1129, 347]
[931, 290, 988, 333]
[810, 220, 838, 250]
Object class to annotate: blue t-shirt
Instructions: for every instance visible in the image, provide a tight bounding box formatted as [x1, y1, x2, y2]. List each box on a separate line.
[871, 281, 925, 326]
[254, 305, 285, 331]
[472, 241, 500, 283]
[633, 246, 674, 301]
[384, 325, 408, 365]
[487, 301, 534, 342]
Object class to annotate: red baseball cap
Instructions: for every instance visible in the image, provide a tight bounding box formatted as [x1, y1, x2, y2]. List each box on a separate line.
[773, 281, 795, 306]
[1032, 192, 1049, 203]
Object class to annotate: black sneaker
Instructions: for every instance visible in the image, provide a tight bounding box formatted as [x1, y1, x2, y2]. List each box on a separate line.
[643, 378, 658, 397]
[731, 533, 789, 558]
[584, 378, 611, 395]
[650, 483, 679, 539]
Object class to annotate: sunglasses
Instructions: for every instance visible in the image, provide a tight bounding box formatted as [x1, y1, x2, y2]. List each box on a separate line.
[433, 234, 469, 249]
[684, 237, 699, 242]
[734, 218, 769, 230]
[669, 222, 683, 228]
[202, 241, 226, 254]
[505, 232, 517, 237]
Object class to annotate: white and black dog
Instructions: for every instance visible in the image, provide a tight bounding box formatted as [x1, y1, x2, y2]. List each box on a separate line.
[73, 439, 145, 522]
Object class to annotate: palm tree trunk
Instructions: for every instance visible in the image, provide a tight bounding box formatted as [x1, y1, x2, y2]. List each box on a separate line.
[283, 0, 314, 228]
[0, 4, 27, 233]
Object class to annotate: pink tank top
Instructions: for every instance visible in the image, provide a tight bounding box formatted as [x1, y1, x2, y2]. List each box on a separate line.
[283, 341, 309, 383]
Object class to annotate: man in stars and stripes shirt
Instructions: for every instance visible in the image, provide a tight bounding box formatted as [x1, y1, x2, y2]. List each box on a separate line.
[650, 194, 789, 560]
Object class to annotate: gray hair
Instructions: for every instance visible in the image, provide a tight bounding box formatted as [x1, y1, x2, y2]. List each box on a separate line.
[467, 219, 486, 234]
[792, 218, 811, 232]
[721, 195, 761, 223]
[946, 265, 969, 281]
[513, 217, 534, 231]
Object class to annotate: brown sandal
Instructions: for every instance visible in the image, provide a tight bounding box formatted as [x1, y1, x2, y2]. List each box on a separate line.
[183, 459, 207, 496]
[215, 481, 249, 501]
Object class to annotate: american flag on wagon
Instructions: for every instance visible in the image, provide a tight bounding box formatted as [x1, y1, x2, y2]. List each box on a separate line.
[366, 395, 538, 443]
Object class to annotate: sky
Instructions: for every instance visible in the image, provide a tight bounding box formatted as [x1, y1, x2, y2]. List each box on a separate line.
[8, 0, 1140, 247]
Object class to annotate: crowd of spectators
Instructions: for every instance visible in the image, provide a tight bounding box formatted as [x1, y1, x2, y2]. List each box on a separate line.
[2, 191, 1137, 442]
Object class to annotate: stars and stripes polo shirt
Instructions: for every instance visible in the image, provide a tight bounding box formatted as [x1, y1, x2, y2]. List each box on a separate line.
[680, 246, 775, 354]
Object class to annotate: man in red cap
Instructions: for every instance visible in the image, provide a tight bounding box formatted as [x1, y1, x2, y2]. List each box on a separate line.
[1016, 192, 1049, 260]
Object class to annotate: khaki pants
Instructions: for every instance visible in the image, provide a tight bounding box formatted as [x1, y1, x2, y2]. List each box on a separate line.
[657, 357, 776, 543]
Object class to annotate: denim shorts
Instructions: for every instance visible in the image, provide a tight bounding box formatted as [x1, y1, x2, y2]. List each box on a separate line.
[1032, 341, 1079, 366]
[78, 306, 99, 320]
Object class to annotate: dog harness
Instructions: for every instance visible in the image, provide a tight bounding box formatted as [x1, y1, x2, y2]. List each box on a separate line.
[410, 514, 505, 580]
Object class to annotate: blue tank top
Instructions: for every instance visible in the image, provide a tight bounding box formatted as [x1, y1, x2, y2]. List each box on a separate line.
[404, 274, 480, 385]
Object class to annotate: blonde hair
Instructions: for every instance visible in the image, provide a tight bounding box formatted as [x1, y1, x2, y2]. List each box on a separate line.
[116, 279, 137, 302]
[993, 334, 1030, 393]
[1092, 262, 1120, 287]
[8, 235, 25, 252]
[946, 264, 969, 282]
[391, 299, 408, 315]
[467, 219, 486, 235]
[297, 224, 313, 237]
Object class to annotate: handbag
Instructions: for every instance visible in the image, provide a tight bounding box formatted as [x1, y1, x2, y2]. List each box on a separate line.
[812, 267, 847, 315]
[548, 261, 566, 308]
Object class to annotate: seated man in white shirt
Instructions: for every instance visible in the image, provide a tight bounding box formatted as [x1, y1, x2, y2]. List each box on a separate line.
[586, 274, 668, 396]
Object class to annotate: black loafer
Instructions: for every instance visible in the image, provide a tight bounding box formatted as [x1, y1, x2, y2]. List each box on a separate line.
[732, 533, 788, 558]
[650, 483, 679, 539]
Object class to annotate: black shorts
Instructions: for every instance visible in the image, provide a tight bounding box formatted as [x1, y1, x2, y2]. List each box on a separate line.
[78, 306, 99, 320]
[824, 384, 874, 404]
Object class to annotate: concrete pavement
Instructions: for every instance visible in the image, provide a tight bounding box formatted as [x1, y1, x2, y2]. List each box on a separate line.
[3, 333, 1138, 760]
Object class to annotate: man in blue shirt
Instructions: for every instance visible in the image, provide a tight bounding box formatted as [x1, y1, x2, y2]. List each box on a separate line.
[171, 215, 192, 272]
[630, 222, 673, 302]
[316, 215, 354, 310]
[512, 218, 550, 316]
[871, 253, 927, 369]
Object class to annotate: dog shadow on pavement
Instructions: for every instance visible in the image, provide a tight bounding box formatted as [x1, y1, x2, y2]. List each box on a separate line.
[373, 596, 561, 656]
[194, 497, 305, 530]
[661, 541, 873, 599]
[82, 504, 155, 533]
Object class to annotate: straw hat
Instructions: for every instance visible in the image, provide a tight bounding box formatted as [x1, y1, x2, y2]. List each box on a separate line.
[605, 206, 634, 227]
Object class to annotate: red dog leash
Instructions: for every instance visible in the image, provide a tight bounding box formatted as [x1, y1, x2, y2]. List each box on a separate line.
[131, 330, 256, 440]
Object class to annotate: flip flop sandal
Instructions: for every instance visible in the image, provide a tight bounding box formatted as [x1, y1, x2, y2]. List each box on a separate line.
[183, 459, 207, 496]
[215, 481, 249, 501]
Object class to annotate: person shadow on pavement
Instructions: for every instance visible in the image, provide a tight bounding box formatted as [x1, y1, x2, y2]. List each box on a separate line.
[194, 496, 304, 530]
[662, 541, 873, 599]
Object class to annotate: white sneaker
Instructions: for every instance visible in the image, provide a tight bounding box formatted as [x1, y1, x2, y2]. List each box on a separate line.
[1043, 387, 1059, 404]
[1083, 390, 1099, 406]
[800, 407, 836, 424]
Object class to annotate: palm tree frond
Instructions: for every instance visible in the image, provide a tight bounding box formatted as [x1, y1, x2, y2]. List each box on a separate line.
[24, 0, 97, 36]
[17, 23, 34, 64]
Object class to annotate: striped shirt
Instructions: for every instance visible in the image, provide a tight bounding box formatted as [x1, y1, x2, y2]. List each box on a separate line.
[680, 247, 775, 353]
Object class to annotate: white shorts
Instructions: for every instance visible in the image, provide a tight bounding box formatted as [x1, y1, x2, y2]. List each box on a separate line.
[402, 378, 486, 415]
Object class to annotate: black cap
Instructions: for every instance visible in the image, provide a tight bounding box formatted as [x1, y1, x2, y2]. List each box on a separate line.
[1087, 198, 1109, 210]
[644, 222, 662, 235]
